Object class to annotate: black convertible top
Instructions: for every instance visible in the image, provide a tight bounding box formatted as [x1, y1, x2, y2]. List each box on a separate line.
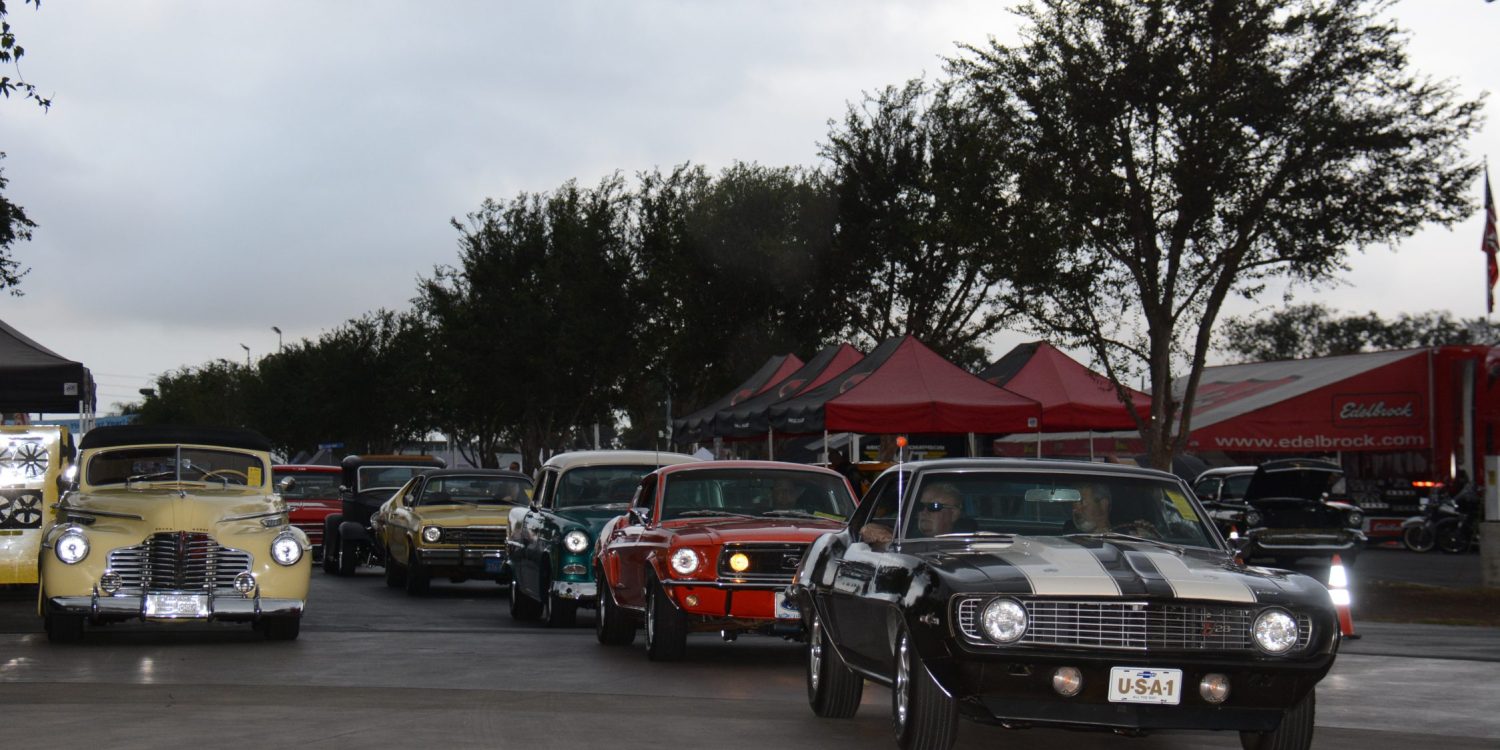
[78, 425, 273, 453]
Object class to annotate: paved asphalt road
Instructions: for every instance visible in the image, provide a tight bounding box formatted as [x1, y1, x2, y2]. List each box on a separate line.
[1, 558, 1496, 750]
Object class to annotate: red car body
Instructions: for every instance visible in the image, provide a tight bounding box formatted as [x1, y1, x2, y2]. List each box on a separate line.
[594, 460, 856, 660]
[274, 464, 343, 557]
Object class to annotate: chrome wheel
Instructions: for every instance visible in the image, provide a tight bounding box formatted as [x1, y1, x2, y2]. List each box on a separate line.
[894, 634, 911, 730]
[808, 617, 824, 692]
[645, 591, 656, 644]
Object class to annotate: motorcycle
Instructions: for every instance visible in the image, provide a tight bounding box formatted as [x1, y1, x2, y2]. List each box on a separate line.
[1401, 493, 1460, 552]
[1434, 492, 1480, 554]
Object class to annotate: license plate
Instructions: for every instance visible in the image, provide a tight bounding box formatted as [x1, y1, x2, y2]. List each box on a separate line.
[1108, 667, 1183, 705]
[144, 594, 209, 618]
[483, 556, 505, 574]
[775, 589, 800, 620]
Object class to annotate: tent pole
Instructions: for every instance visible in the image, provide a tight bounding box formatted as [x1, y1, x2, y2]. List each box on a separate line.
[852, 434, 860, 462]
[1036, 429, 1042, 458]
[823, 430, 829, 463]
[1089, 431, 1095, 461]
[968, 432, 977, 457]
[767, 427, 774, 461]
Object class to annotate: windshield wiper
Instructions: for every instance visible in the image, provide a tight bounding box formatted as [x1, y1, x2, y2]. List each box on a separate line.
[676, 510, 754, 518]
[760, 509, 830, 519]
[1067, 532, 1186, 553]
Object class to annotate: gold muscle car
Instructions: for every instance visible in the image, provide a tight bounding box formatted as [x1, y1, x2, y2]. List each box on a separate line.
[0, 425, 74, 585]
[377, 468, 533, 595]
[37, 426, 310, 642]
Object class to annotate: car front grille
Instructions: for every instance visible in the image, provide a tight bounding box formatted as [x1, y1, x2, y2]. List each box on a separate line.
[106, 532, 253, 593]
[716, 543, 807, 584]
[437, 526, 506, 546]
[955, 598, 1313, 652]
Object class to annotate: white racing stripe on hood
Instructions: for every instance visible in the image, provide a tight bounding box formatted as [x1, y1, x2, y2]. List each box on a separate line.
[995, 537, 1120, 597]
[1141, 551, 1256, 603]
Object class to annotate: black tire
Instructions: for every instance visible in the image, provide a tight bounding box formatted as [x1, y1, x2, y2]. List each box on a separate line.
[543, 591, 578, 628]
[1435, 520, 1469, 554]
[595, 573, 635, 645]
[509, 575, 542, 620]
[1403, 524, 1436, 552]
[338, 537, 359, 576]
[262, 617, 301, 641]
[892, 627, 957, 750]
[44, 612, 84, 644]
[807, 608, 863, 718]
[384, 551, 406, 588]
[404, 543, 430, 595]
[322, 521, 341, 574]
[1240, 688, 1315, 750]
[645, 582, 688, 662]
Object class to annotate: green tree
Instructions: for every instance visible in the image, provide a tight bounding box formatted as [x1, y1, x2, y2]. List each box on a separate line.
[426, 177, 636, 468]
[1219, 304, 1500, 362]
[630, 162, 839, 445]
[0, 0, 47, 295]
[953, 0, 1483, 468]
[135, 359, 253, 429]
[821, 79, 1030, 368]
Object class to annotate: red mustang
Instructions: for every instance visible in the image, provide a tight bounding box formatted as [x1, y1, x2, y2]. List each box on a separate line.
[594, 460, 856, 661]
[273, 464, 343, 559]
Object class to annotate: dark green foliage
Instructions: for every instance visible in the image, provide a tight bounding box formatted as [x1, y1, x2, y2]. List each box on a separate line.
[0, 2, 45, 297]
[1219, 304, 1500, 362]
[952, 0, 1483, 467]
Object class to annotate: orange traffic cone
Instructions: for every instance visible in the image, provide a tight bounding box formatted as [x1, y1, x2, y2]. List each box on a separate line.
[1328, 554, 1359, 639]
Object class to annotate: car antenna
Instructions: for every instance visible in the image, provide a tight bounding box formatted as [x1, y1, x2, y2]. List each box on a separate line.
[895, 435, 908, 543]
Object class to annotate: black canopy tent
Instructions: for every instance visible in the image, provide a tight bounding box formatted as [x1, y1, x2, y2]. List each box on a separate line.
[0, 318, 96, 417]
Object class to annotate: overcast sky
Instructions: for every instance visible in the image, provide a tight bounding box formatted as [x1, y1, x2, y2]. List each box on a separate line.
[2, 0, 1496, 413]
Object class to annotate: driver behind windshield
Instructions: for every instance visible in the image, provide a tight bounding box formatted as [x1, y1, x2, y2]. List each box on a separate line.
[1066, 482, 1160, 539]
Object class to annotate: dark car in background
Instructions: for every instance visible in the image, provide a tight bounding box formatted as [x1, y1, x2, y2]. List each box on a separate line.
[1197, 459, 1364, 567]
[790, 458, 1339, 750]
[322, 454, 445, 575]
[274, 464, 342, 559]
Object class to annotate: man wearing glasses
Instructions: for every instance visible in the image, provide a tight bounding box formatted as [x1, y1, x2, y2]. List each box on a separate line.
[860, 482, 968, 547]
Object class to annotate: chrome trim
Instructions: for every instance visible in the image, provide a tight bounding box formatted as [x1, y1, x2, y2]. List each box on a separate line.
[49, 595, 304, 620]
[222, 509, 287, 523]
[659, 579, 789, 591]
[50, 505, 144, 521]
[550, 580, 598, 601]
[954, 596, 1314, 653]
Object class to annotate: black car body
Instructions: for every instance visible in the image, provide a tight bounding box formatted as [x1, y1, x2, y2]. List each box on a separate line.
[1234, 459, 1365, 567]
[321, 454, 445, 576]
[790, 459, 1339, 750]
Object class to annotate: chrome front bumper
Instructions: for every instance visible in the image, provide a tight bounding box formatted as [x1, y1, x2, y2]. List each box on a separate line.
[48, 592, 304, 621]
[1247, 529, 1365, 553]
[551, 579, 597, 601]
[416, 547, 507, 572]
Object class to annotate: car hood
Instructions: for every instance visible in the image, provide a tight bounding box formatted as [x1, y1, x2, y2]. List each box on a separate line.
[64, 488, 284, 534]
[663, 516, 845, 545]
[917, 535, 1327, 606]
[412, 504, 516, 526]
[1244, 460, 1342, 504]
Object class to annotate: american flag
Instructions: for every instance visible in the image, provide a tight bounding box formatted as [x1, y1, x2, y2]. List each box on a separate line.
[1485, 168, 1499, 314]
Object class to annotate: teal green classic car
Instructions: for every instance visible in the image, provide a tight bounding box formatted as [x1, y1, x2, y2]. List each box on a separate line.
[506, 450, 701, 627]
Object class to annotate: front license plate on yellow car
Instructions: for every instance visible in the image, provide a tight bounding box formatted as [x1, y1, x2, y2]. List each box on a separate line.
[144, 594, 209, 618]
[1108, 667, 1182, 705]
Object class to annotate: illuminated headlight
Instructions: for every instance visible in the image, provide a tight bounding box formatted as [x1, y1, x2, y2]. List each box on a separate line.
[422, 526, 442, 544]
[1252, 608, 1299, 654]
[1245, 510, 1262, 527]
[55, 529, 90, 564]
[728, 552, 750, 572]
[1346, 511, 1363, 527]
[563, 530, 589, 554]
[669, 548, 700, 576]
[271, 534, 303, 566]
[980, 598, 1028, 643]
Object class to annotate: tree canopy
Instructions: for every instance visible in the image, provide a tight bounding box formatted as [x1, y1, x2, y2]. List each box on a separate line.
[1219, 304, 1500, 362]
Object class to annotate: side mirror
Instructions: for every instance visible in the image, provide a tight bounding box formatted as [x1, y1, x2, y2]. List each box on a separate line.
[278, 476, 296, 492]
[629, 507, 652, 525]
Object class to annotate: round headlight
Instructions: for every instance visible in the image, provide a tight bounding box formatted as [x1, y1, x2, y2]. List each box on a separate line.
[728, 552, 750, 572]
[669, 548, 700, 576]
[271, 534, 303, 566]
[1346, 511, 1363, 527]
[563, 530, 589, 554]
[980, 598, 1028, 643]
[422, 526, 442, 544]
[1245, 510, 1262, 527]
[1252, 608, 1299, 654]
[55, 529, 89, 565]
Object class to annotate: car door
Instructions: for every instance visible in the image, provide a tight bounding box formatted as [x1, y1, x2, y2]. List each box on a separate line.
[603, 473, 657, 611]
[824, 470, 906, 673]
[514, 467, 558, 599]
[385, 477, 423, 566]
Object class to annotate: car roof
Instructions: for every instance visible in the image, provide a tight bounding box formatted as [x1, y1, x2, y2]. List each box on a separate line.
[1193, 466, 1258, 481]
[420, 468, 532, 483]
[273, 464, 340, 473]
[870, 457, 1185, 483]
[655, 460, 847, 479]
[542, 450, 702, 471]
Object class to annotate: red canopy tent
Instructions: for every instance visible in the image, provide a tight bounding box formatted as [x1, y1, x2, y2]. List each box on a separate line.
[770, 335, 1040, 435]
[672, 353, 803, 443]
[712, 343, 864, 439]
[979, 341, 1149, 431]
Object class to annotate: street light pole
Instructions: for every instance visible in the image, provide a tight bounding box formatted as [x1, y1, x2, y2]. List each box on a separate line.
[239, 343, 250, 366]
[271, 326, 283, 351]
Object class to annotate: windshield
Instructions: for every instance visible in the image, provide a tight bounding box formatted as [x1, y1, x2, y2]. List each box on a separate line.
[556, 465, 657, 508]
[358, 466, 432, 492]
[88, 447, 266, 488]
[1222, 473, 1252, 501]
[660, 469, 855, 522]
[275, 471, 340, 499]
[416, 475, 531, 506]
[892, 471, 1216, 548]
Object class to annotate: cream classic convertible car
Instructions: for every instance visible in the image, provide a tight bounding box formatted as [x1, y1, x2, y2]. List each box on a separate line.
[37, 425, 310, 642]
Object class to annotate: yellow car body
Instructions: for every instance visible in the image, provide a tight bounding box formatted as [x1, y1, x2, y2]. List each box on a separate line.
[0, 425, 74, 585]
[37, 426, 310, 642]
[376, 468, 532, 594]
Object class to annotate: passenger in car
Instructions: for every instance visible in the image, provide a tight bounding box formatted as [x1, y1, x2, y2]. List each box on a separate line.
[1067, 482, 1159, 538]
